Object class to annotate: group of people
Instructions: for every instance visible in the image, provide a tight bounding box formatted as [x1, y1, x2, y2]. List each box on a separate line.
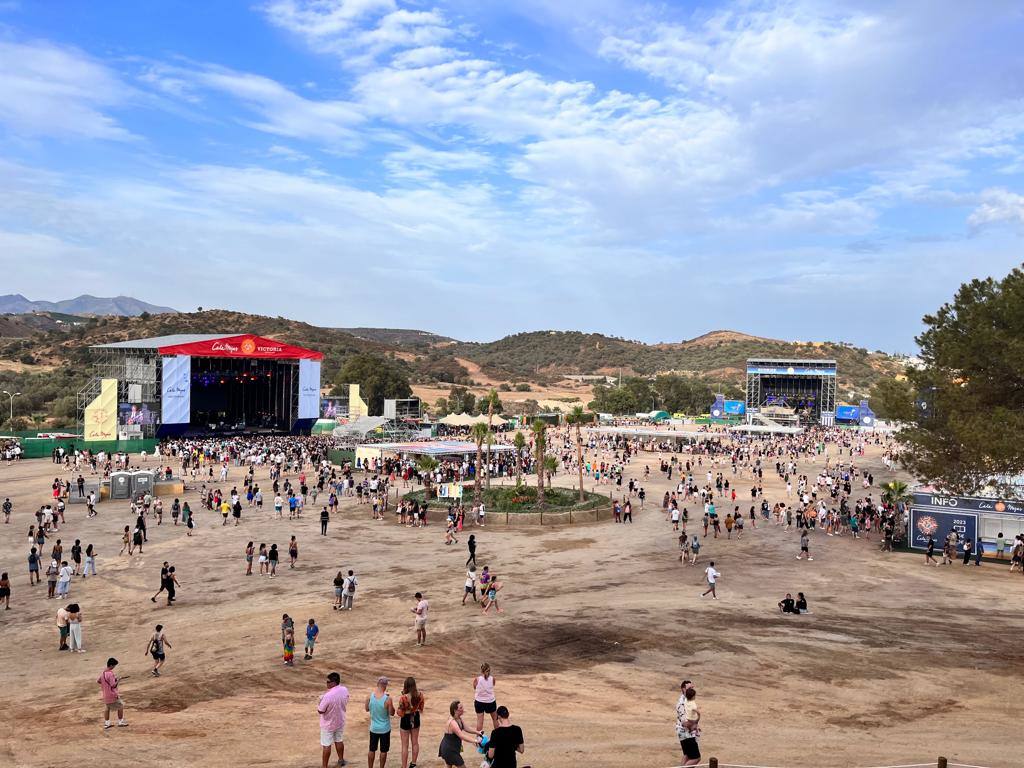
[316, 663, 526, 768]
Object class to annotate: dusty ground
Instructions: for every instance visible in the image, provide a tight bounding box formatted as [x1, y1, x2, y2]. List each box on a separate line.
[0, 439, 1021, 768]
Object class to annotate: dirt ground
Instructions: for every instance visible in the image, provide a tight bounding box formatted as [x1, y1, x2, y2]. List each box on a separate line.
[0, 439, 1021, 768]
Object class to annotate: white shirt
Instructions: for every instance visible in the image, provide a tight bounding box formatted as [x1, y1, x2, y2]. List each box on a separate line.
[704, 566, 720, 584]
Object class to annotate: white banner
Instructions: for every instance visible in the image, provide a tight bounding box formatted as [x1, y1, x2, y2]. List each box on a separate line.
[161, 355, 191, 425]
[298, 359, 321, 419]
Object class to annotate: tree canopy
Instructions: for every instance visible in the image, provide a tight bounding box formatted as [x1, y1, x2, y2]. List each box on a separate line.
[899, 267, 1024, 494]
[332, 352, 412, 415]
[588, 374, 740, 415]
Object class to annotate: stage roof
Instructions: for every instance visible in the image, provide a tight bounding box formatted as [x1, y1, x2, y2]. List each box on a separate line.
[359, 440, 515, 456]
[93, 333, 323, 361]
[93, 334, 227, 349]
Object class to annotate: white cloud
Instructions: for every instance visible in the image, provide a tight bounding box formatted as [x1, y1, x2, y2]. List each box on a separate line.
[0, 39, 132, 140]
[968, 188, 1024, 232]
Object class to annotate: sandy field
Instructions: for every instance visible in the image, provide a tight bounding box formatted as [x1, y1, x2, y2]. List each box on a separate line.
[0, 439, 1022, 768]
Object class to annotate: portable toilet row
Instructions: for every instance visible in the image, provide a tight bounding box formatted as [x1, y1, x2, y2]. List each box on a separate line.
[109, 470, 156, 500]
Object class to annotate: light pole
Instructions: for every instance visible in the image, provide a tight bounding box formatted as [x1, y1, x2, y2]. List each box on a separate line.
[1, 390, 20, 426]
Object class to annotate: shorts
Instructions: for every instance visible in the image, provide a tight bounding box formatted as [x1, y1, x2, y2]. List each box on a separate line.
[59, 626, 69, 638]
[399, 712, 421, 731]
[335, 587, 344, 597]
[474, 700, 497, 714]
[105, 697, 124, 708]
[464, 585, 475, 593]
[151, 651, 166, 661]
[414, 618, 426, 628]
[369, 731, 391, 752]
[680, 737, 700, 760]
[320, 727, 345, 747]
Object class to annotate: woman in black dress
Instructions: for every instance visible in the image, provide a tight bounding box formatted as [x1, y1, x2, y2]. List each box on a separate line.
[438, 700, 481, 767]
[466, 535, 476, 567]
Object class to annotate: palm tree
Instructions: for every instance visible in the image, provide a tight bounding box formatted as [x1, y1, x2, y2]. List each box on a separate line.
[513, 430, 527, 487]
[485, 389, 500, 490]
[881, 480, 912, 510]
[471, 421, 489, 503]
[531, 420, 547, 510]
[543, 455, 559, 490]
[417, 456, 439, 498]
[566, 405, 587, 501]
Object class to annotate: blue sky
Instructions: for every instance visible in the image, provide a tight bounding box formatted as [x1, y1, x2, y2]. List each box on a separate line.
[1, 0, 1023, 352]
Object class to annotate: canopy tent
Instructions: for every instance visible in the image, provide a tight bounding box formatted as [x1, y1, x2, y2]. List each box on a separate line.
[438, 413, 508, 426]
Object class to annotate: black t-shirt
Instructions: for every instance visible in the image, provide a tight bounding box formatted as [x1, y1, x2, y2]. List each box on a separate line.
[488, 725, 524, 768]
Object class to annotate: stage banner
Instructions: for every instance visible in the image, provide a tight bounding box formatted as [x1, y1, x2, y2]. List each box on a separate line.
[909, 508, 977, 552]
[298, 359, 321, 419]
[437, 483, 464, 499]
[835, 405, 860, 421]
[724, 400, 746, 415]
[156, 334, 323, 360]
[161, 355, 191, 425]
[709, 394, 725, 418]
[84, 379, 118, 442]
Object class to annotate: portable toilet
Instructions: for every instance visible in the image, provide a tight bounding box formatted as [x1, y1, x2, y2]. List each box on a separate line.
[131, 470, 155, 497]
[110, 471, 132, 500]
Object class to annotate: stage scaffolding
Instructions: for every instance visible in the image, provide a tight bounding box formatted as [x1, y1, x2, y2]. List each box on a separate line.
[78, 346, 161, 438]
[745, 358, 837, 426]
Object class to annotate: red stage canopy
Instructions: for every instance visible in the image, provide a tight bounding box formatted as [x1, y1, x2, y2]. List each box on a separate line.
[157, 334, 323, 361]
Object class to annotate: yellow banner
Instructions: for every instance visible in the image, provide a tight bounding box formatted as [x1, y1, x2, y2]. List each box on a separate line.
[84, 379, 118, 442]
[349, 384, 368, 419]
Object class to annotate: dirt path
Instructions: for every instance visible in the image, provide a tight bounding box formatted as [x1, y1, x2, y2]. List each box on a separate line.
[0, 443, 1020, 768]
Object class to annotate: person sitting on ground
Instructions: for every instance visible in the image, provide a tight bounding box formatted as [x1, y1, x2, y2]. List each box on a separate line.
[778, 593, 796, 613]
[795, 592, 808, 614]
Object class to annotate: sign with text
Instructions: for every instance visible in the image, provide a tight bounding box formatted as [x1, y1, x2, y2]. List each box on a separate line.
[909, 508, 977, 553]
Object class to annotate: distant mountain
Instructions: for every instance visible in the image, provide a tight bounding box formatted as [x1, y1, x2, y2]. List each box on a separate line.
[0, 294, 177, 316]
[338, 327, 454, 348]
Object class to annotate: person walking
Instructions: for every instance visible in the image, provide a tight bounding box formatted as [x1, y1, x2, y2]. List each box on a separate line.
[462, 565, 477, 605]
[962, 537, 973, 565]
[700, 562, 720, 599]
[318, 671, 349, 768]
[151, 562, 170, 603]
[472, 663, 498, 732]
[366, 676, 395, 768]
[98, 657, 128, 730]
[57, 560, 73, 598]
[486, 705, 525, 768]
[797, 529, 813, 561]
[289, 536, 299, 569]
[268, 544, 279, 577]
[320, 506, 330, 536]
[0, 572, 10, 609]
[146, 624, 171, 676]
[397, 677, 424, 768]
[342, 570, 357, 611]
[83, 543, 97, 578]
[466, 534, 477, 567]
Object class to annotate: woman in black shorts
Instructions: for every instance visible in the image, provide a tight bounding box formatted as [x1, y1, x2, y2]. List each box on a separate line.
[472, 662, 497, 731]
[397, 676, 424, 768]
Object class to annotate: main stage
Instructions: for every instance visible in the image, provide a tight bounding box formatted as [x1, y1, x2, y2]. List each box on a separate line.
[81, 334, 322, 437]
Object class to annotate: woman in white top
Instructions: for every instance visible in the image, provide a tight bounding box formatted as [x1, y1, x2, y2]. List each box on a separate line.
[472, 662, 498, 731]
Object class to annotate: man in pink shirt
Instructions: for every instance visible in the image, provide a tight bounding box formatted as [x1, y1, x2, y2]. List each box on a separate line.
[97, 657, 128, 729]
[318, 671, 349, 768]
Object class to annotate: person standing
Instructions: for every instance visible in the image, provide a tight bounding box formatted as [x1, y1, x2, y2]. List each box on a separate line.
[925, 536, 938, 566]
[486, 705, 525, 768]
[57, 603, 70, 650]
[318, 672, 349, 768]
[0, 572, 10, 609]
[165, 566, 179, 605]
[320, 506, 330, 536]
[304, 618, 319, 660]
[397, 677, 424, 768]
[98, 657, 128, 730]
[146, 624, 171, 676]
[268, 544, 279, 577]
[28, 547, 40, 585]
[700, 561, 720, 599]
[333, 570, 345, 610]
[675, 686, 701, 766]
[245, 541, 255, 576]
[438, 700, 482, 767]
[366, 676, 395, 768]
[67, 603, 84, 652]
[962, 537, 973, 565]
[412, 592, 429, 646]
[289, 536, 299, 569]
[472, 663, 498, 732]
